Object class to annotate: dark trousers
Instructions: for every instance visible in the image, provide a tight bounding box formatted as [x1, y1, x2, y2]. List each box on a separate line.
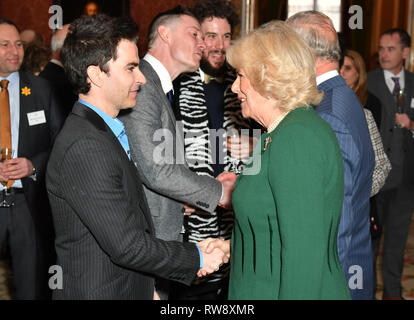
[373, 186, 414, 297]
[169, 278, 229, 300]
[0, 192, 44, 299]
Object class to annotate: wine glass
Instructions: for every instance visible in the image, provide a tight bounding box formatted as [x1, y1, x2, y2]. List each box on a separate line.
[226, 128, 241, 174]
[394, 90, 404, 128]
[0, 147, 15, 208]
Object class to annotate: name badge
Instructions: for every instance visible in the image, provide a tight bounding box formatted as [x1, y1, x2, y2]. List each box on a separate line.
[27, 110, 46, 126]
[411, 98, 414, 109]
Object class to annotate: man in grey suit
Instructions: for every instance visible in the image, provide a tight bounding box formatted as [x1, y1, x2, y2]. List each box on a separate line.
[367, 28, 414, 300]
[119, 6, 235, 300]
[46, 14, 226, 300]
[120, 8, 233, 246]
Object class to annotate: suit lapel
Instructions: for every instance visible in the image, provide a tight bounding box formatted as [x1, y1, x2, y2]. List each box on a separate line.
[18, 72, 36, 156]
[376, 71, 397, 118]
[404, 70, 413, 113]
[141, 60, 178, 131]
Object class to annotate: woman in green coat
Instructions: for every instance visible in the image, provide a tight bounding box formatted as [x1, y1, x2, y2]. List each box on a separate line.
[203, 21, 350, 300]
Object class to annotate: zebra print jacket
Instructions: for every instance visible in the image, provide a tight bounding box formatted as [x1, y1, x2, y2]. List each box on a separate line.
[174, 66, 253, 283]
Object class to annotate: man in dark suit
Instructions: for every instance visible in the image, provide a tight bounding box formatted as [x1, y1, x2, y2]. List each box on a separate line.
[287, 11, 375, 300]
[39, 24, 76, 118]
[0, 17, 63, 299]
[46, 14, 226, 300]
[367, 28, 414, 300]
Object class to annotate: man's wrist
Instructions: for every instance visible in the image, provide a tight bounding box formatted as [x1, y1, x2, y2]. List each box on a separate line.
[196, 244, 203, 269]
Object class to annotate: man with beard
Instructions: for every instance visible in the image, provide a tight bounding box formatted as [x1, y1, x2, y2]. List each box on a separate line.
[170, 0, 255, 300]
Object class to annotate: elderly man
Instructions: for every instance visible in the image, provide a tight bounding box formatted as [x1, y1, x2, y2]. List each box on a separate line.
[287, 11, 375, 300]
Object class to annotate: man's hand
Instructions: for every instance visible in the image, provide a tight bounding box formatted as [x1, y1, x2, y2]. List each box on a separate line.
[183, 203, 196, 216]
[216, 171, 237, 210]
[153, 290, 160, 300]
[396, 113, 412, 129]
[217, 171, 237, 184]
[2, 158, 34, 180]
[218, 179, 234, 209]
[199, 238, 231, 263]
[196, 244, 225, 278]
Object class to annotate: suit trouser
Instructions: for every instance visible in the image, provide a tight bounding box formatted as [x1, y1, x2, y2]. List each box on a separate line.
[170, 277, 229, 300]
[0, 192, 39, 299]
[373, 186, 414, 297]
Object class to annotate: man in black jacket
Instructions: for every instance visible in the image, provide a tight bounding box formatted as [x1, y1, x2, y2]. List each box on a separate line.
[0, 17, 64, 299]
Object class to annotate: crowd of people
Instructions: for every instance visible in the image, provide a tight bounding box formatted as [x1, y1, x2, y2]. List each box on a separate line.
[0, 0, 413, 300]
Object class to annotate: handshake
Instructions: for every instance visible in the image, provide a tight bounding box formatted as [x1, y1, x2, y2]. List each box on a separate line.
[196, 238, 231, 278]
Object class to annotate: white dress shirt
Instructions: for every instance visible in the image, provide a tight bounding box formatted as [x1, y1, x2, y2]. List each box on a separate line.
[316, 70, 339, 86]
[143, 53, 173, 95]
[383, 68, 405, 94]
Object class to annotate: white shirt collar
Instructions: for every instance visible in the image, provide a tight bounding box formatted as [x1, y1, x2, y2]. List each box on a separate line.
[143, 53, 173, 94]
[384, 68, 405, 92]
[384, 68, 404, 80]
[199, 68, 205, 82]
[50, 59, 63, 68]
[316, 70, 339, 86]
[0, 71, 19, 88]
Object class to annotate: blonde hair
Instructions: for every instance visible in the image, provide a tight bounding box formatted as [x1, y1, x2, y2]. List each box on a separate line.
[227, 20, 322, 112]
[344, 49, 367, 106]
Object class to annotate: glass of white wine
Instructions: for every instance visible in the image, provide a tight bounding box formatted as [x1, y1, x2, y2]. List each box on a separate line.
[395, 90, 404, 128]
[0, 147, 15, 208]
[226, 128, 241, 174]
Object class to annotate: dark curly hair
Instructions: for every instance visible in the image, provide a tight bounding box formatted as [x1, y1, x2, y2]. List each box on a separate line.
[61, 14, 139, 95]
[191, 0, 239, 32]
[21, 43, 51, 75]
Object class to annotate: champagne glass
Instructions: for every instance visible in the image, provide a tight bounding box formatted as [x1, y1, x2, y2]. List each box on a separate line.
[0, 147, 15, 208]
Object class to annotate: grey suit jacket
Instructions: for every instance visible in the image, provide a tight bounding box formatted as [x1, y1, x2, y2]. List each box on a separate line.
[367, 68, 414, 189]
[46, 102, 199, 299]
[119, 59, 222, 241]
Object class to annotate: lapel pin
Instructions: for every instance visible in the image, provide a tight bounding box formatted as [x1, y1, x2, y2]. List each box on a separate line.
[21, 86, 31, 96]
[264, 136, 272, 151]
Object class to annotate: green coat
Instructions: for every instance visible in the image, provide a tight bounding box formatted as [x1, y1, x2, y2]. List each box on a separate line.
[228, 107, 350, 300]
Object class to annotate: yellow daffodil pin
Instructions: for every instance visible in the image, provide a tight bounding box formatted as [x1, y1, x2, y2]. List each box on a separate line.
[21, 86, 31, 96]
